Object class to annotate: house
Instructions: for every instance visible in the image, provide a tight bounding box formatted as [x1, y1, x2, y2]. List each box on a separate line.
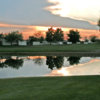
[84, 42, 88, 44]
[58, 42, 63, 45]
[18, 41, 27, 46]
[41, 41, 50, 45]
[67, 42, 72, 44]
[76, 42, 81, 44]
[88, 40, 92, 44]
[2, 39, 17, 46]
[33, 42, 41, 45]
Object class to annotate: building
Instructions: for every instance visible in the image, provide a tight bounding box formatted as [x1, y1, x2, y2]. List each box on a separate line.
[18, 41, 27, 46]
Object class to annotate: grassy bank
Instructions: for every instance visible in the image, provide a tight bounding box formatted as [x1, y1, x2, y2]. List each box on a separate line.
[0, 44, 100, 53]
[0, 76, 100, 100]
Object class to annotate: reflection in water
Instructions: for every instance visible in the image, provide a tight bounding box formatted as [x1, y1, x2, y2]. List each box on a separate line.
[47, 58, 100, 76]
[46, 56, 64, 70]
[0, 56, 23, 69]
[5, 58, 23, 69]
[0, 56, 81, 70]
[34, 58, 43, 65]
[67, 56, 81, 65]
[0, 56, 100, 78]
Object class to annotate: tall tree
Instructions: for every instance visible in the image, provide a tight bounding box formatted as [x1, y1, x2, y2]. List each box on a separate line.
[53, 28, 64, 42]
[46, 27, 54, 44]
[0, 34, 4, 46]
[0, 34, 3, 40]
[15, 32, 23, 46]
[5, 31, 23, 46]
[68, 30, 80, 43]
[90, 36, 97, 42]
[39, 36, 44, 43]
[28, 36, 38, 45]
[97, 19, 100, 32]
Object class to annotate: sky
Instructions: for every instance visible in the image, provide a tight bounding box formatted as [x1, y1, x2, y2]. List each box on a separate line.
[0, 0, 100, 39]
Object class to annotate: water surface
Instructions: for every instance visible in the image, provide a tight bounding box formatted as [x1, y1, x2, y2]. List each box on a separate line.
[0, 56, 100, 78]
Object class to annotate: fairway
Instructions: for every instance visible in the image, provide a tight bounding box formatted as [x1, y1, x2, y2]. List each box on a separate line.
[0, 76, 100, 100]
[0, 44, 100, 53]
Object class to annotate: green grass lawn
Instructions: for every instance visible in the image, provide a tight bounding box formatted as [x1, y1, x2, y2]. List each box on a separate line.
[0, 76, 100, 100]
[0, 44, 100, 52]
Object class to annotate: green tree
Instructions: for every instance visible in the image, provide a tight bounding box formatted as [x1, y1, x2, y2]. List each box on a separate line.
[90, 36, 97, 42]
[39, 36, 44, 43]
[68, 30, 80, 43]
[0, 34, 4, 46]
[97, 19, 100, 32]
[46, 27, 54, 44]
[15, 32, 23, 46]
[28, 36, 38, 45]
[53, 28, 64, 42]
[5, 31, 23, 46]
[0, 34, 4, 40]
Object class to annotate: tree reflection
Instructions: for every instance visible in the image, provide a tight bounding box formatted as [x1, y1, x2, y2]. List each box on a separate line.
[5, 58, 23, 69]
[46, 56, 64, 70]
[46, 56, 55, 70]
[0, 63, 5, 68]
[34, 58, 43, 65]
[67, 56, 81, 65]
[0, 56, 23, 69]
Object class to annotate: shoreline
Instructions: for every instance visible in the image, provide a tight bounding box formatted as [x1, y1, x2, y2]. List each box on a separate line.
[0, 52, 100, 56]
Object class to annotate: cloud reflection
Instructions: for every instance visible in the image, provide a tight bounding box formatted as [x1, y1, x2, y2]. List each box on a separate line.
[46, 59, 100, 76]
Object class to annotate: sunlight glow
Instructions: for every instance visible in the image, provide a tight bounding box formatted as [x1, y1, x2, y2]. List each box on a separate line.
[57, 68, 69, 76]
[46, 0, 100, 23]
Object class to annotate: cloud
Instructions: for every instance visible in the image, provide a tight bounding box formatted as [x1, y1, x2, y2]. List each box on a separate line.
[46, 0, 100, 23]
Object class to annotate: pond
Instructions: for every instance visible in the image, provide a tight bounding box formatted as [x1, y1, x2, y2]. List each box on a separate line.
[0, 56, 100, 78]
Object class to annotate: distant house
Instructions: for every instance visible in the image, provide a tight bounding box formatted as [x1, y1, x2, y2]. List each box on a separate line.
[2, 39, 17, 46]
[67, 42, 72, 44]
[58, 42, 63, 45]
[51, 42, 58, 45]
[88, 40, 92, 44]
[84, 42, 88, 44]
[76, 42, 81, 44]
[42, 41, 49, 45]
[18, 41, 27, 46]
[33, 42, 41, 45]
[63, 40, 68, 45]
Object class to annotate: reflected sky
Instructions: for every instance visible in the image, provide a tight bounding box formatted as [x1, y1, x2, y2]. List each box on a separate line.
[0, 56, 100, 78]
[46, 59, 100, 76]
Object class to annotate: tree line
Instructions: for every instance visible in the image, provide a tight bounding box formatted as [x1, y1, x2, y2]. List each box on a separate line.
[0, 28, 80, 45]
[0, 18, 100, 46]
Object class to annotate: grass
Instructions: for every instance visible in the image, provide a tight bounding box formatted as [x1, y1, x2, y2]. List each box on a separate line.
[0, 76, 100, 100]
[0, 44, 100, 53]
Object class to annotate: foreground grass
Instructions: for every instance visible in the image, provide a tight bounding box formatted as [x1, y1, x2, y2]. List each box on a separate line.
[0, 76, 100, 100]
[0, 44, 100, 52]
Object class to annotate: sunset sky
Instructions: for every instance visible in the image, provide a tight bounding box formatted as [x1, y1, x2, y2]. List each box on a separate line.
[0, 0, 100, 39]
